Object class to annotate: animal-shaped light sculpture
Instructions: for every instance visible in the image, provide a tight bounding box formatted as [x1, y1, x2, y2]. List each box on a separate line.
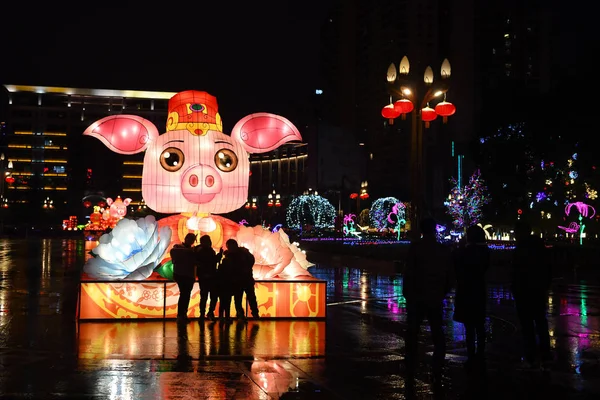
[83, 90, 312, 280]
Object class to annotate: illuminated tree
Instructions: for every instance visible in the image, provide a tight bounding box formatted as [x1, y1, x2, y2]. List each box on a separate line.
[286, 195, 336, 229]
[445, 170, 490, 229]
[369, 197, 400, 230]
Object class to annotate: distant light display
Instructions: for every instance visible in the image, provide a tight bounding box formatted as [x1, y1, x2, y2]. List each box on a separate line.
[286, 195, 336, 230]
[561, 202, 596, 245]
[369, 197, 401, 230]
[445, 169, 490, 228]
[386, 202, 406, 240]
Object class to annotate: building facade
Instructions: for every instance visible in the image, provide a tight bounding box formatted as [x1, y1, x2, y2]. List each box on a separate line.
[1, 85, 308, 226]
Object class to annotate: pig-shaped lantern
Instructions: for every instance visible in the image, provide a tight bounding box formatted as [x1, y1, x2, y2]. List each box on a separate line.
[83, 90, 313, 281]
[101, 196, 132, 229]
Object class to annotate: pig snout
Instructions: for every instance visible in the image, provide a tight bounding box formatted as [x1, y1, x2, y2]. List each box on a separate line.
[181, 164, 223, 203]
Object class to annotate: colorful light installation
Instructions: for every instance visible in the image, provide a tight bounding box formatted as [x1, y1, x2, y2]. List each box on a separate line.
[343, 214, 361, 238]
[386, 202, 406, 240]
[83, 90, 311, 282]
[444, 170, 490, 229]
[285, 194, 336, 230]
[369, 197, 401, 230]
[561, 202, 596, 245]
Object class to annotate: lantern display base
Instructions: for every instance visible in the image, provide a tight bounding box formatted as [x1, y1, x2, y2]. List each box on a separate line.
[77, 274, 327, 320]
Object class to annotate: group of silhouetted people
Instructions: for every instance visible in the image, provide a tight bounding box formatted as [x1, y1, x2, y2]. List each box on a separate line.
[403, 217, 552, 395]
[170, 233, 260, 324]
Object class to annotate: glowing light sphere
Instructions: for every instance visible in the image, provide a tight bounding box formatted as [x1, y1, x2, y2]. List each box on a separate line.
[369, 197, 401, 230]
[286, 195, 336, 230]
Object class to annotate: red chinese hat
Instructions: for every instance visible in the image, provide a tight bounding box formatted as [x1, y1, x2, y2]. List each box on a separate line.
[166, 90, 223, 135]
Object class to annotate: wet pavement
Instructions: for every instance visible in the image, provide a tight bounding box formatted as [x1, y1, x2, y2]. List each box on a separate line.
[0, 238, 599, 399]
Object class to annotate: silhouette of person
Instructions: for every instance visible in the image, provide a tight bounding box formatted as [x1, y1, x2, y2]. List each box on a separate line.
[404, 217, 452, 390]
[170, 233, 197, 324]
[215, 240, 239, 322]
[512, 220, 552, 369]
[453, 225, 490, 370]
[195, 235, 222, 320]
[225, 239, 260, 319]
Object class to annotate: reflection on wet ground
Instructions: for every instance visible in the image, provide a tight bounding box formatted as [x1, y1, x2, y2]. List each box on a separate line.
[0, 238, 599, 399]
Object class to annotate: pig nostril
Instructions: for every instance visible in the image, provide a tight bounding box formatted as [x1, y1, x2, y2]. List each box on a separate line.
[189, 174, 199, 187]
[205, 175, 215, 187]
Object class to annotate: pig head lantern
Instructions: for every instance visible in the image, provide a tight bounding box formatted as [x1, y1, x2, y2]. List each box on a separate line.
[83, 90, 314, 281]
[84, 91, 301, 214]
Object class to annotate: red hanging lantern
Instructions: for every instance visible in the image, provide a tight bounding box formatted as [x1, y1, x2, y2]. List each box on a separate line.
[381, 104, 400, 125]
[349, 193, 359, 199]
[5, 176, 15, 184]
[434, 101, 456, 123]
[421, 107, 437, 128]
[359, 192, 369, 200]
[393, 99, 414, 120]
[83, 201, 92, 208]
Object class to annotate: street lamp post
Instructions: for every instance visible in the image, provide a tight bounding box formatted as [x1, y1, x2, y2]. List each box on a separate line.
[385, 56, 453, 235]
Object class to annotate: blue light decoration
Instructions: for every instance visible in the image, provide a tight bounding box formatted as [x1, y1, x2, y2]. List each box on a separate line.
[386, 202, 406, 240]
[369, 197, 401, 230]
[271, 223, 283, 233]
[444, 169, 490, 229]
[285, 194, 336, 230]
[536, 192, 547, 202]
[569, 171, 578, 180]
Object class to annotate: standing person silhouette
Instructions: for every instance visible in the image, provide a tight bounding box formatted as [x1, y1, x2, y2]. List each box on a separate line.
[195, 235, 222, 321]
[225, 239, 260, 319]
[512, 221, 552, 369]
[453, 225, 491, 370]
[216, 240, 240, 322]
[403, 217, 452, 392]
[170, 233, 197, 324]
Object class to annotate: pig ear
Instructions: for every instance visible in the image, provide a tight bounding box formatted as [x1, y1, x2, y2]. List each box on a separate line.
[83, 115, 159, 155]
[231, 113, 302, 153]
[123, 198, 132, 206]
[106, 198, 114, 206]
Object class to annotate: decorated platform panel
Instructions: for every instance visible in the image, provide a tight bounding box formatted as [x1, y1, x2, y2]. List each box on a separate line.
[78, 320, 326, 360]
[78, 277, 326, 320]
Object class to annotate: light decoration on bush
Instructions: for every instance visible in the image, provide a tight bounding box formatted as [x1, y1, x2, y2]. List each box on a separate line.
[83, 89, 311, 281]
[369, 197, 401, 230]
[285, 194, 336, 230]
[444, 169, 490, 229]
[386, 202, 406, 240]
[559, 202, 596, 245]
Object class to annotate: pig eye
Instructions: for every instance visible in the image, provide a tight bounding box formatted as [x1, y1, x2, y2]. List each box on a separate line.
[160, 147, 185, 172]
[214, 149, 238, 172]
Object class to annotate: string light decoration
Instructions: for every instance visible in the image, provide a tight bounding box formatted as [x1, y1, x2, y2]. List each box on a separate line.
[387, 202, 407, 240]
[286, 194, 336, 229]
[369, 197, 401, 230]
[445, 169, 490, 229]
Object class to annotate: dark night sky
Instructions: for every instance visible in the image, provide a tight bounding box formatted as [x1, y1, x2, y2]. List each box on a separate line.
[1, 1, 333, 125]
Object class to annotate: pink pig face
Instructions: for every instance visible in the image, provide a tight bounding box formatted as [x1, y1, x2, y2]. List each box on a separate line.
[142, 129, 250, 213]
[107, 197, 131, 218]
[84, 111, 301, 214]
